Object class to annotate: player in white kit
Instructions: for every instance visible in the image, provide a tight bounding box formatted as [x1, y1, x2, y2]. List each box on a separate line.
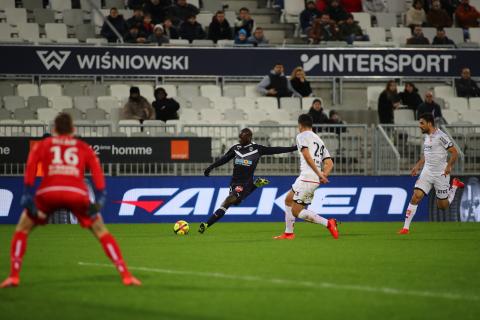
[399, 113, 464, 234]
[274, 114, 338, 240]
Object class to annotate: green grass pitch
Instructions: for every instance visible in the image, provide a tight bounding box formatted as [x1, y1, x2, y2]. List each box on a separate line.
[0, 222, 479, 320]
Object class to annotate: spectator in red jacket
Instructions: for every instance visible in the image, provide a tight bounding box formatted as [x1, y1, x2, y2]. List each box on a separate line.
[455, 0, 480, 28]
[316, 0, 328, 12]
[341, 0, 363, 12]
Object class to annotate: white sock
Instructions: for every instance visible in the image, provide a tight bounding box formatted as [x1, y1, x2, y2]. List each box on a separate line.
[403, 203, 418, 230]
[284, 206, 295, 234]
[448, 186, 458, 204]
[298, 209, 328, 227]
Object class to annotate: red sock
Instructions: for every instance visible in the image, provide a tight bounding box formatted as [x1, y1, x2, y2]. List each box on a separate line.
[10, 231, 28, 279]
[99, 233, 131, 278]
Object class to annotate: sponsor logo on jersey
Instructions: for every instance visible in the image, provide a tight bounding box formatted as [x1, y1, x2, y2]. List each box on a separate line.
[234, 158, 253, 166]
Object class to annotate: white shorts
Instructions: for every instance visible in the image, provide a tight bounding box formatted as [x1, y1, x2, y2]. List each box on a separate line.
[291, 176, 320, 205]
[415, 170, 450, 199]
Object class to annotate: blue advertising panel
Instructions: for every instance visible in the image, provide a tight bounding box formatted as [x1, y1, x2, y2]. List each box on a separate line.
[0, 176, 428, 224]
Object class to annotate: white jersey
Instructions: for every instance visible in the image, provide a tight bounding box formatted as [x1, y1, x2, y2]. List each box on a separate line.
[422, 128, 453, 174]
[296, 130, 331, 180]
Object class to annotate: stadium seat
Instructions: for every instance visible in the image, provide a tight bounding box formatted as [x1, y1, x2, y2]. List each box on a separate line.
[390, 27, 411, 45]
[110, 84, 130, 99]
[302, 97, 318, 111]
[386, 0, 406, 13]
[442, 109, 459, 124]
[62, 107, 84, 120]
[445, 28, 464, 44]
[245, 109, 271, 123]
[64, 83, 85, 96]
[3, 96, 25, 111]
[280, 97, 301, 113]
[196, 13, 213, 27]
[268, 109, 292, 122]
[469, 97, 480, 109]
[394, 109, 415, 124]
[5, 8, 27, 26]
[375, 13, 397, 28]
[202, 0, 222, 11]
[62, 9, 84, 27]
[27, 96, 49, 110]
[85, 38, 108, 45]
[14, 107, 35, 121]
[282, 0, 303, 23]
[367, 86, 384, 110]
[23, 0, 43, 10]
[459, 110, 480, 124]
[189, 97, 212, 110]
[0, 108, 11, 120]
[79, 0, 101, 12]
[422, 27, 436, 42]
[433, 86, 454, 99]
[366, 27, 386, 44]
[32, 8, 55, 25]
[97, 96, 120, 113]
[192, 39, 215, 46]
[178, 85, 199, 98]
[0, 83, 14, 96]
[75, 24, 96, 42]
[0, 0, 15, 10]
[178, 108, 199, 122]
[234, 97, 256, 111]
[256, 97, 279, 113]
[156, 84, 177, 98]
[74, 96, 96, 112]
[17, 23, 40, 41]
[105, 0, 125, 9]
[262, 29, 285, 44]
[0, 23, 12, 40]
[444, 97, 469, 112]
[17, 84, 39, 99]
[211, 97, 234, 110]
[199, 108, 224, 123]
[352, 12, 371, 30]
[49, 0, 71, 11]
[167, 39, 190, 46]
[224, 108, 246, 122]
[40, 84, 63, 98]
[137, 84, 154, 102]
[224, 85, 245, 98]
[86, 83, 107, 97]
[200, 85, 222, 99]
[45, 23, 68, 41]
[50, 96, 73, 111]
[245, 85, 260, 97]
[118, 119, 141, 136]
[217, 39, 234, 47]
[470, 28, 480, 45]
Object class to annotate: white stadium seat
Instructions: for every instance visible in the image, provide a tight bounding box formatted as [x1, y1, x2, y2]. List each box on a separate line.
[245, 85, 261, 97]
[137, 84, 154, 102]
[444, 97, 469, 112]
[375, 13, 397, 28]
[352, 12, 371, 30]
[256, 97, 278, 113]
[433, 86, 454, 99]
[459, 110, 480, 124]
[442, 109, 459, 124]
[17, 23, 40, 42]
[394, 109, 415, 124]
[109, 84, 131, 100]
[17, 84, 39, 99]
[200, 85, 222, 99]
[40, 84, 62, 98]
[211, 97, 234, 110]
[199, 108, 223, 123]
[390, 27, 411, 45]
[224, 85, 245, 98]
[97, 96, 120, 114]
[366, 27, 386, 44]
[45, 23, 68, 41]
[367, 86, 384, 110]
[445, 28, 464, 44]
[469, 97, 480, 109]
[302, 97, 318, 111]
[50, 96, 73, 111]
[37, 108, 58, 122]
[5, 8, 27, 26]
[470, 28, 480, 44]
[49, 0, 72, 11]
[234, 97, 256, 111]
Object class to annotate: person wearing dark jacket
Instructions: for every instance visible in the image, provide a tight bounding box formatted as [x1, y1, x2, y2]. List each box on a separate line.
[406, 25, 430, 45]
[100, 8, 128, 43]
[338, 13, 369, 44]
[417, 91, 443, 119]
[326, 0, 349, 23]
[208, 11, 232, 43]
[124, 26, 147, 43]
[163, 18, 179, 39]
[169, 0, 200, 26]
[327, 110, 347, 135]
[378, 80, 401, 124]
[309, 13, 339, 43]
[290, 67, 312, 97]
[257, 63, 302, 98]
[300, 1, 322, 34]
[179, 15, 206, 42]
[126, 8, 144, 30]
[144, 0, 172, 24]
[147, 24, 170, 45]
[399, 82, 423, 114]
[432, 28, 455, 46]
[153, 87, 180, 122]
[234, 7, 254, 37]
[308, 99, 329, 132]
[455, 67, 480, 97]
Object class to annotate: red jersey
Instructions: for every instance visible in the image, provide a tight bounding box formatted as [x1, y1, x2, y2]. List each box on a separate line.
[25, 135, 105, 193]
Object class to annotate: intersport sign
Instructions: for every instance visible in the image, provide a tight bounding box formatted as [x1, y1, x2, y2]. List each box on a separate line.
[0, 176, 428, 224]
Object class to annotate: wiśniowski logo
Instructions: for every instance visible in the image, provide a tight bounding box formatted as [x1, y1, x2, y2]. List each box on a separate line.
[36, 50, 71, 70]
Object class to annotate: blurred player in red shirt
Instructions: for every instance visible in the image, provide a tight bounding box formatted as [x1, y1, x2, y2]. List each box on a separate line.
[1, 113, 141, 287]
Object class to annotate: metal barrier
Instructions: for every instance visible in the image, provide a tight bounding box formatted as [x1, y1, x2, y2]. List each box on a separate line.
[374, 125, 400, 175]
[117, 122, 177, 136]
[442, 124, 480, 174]
[0, 123, 47, 137]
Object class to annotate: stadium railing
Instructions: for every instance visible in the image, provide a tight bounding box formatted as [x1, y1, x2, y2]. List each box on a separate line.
[374, 125, 401, 175]
[442, 124, 479, 173]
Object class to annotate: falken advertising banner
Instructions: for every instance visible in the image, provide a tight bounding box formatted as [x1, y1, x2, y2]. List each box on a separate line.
[0, 176, 428, 224]
[0, 45, 476, 77]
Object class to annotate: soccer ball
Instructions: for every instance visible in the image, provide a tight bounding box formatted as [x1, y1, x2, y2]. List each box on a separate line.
[173, 220, 189, 235]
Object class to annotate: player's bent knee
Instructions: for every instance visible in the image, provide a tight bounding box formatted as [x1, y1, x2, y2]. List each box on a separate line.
[291, 203, 303, 217]
[437, 200, 449, 209]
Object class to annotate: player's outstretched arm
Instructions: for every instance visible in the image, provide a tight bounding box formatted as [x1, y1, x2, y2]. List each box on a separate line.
[204, 147, 235, 176]
[444, 146, 458, 176]
[323, 158, 334, 177]
[259, 145, 297, 156]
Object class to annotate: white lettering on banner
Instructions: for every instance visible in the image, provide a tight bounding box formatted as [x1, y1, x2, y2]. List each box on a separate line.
[76, 53, 189, 71]
[155, 188, 214, 216]
[111, 145, 152, 155]
[0, 189, 13, 217]
[118, 188, 178, 215]
[36, 50, 71, 70]
[355, 188, 407, 215]
[311, 188, 357, 215]
[302, 53, 454, 73]
[0, 146, 10, 155]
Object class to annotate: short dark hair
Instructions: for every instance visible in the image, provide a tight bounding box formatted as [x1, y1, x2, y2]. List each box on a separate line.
[298, 114, 313, 128]
[130, 86, 140, 95]
[54, 113, 74, 135]
[419, 113, 435, 126]
[239, 7, 249, 12]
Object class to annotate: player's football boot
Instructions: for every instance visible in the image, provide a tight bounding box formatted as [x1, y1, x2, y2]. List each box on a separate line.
[398, 228, 409, 235]
[198, 222, 208, 234]
[0, 277, 19, 288]
[122, 275, 142, 286]
[452, 178, 465, 189]
[254, 178, 270, 188]
[327, 219, 339, 239]
[273, 233, 295, 240]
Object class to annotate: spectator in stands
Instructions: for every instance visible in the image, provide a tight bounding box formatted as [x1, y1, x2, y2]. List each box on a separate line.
[316, 0, 328, 12]
[455, 0, 480, 29]
[169, 0, 200, 27]
[300, 1, 322, 35]
[257, 63, 302, 98]
[141, 13, 155, 37]
[234, 29, 249, 44]
[432, 27, 456, 46]
[426, 0, 453, 28]
[247, 27, 269, 46]
[417, 91, 443, 120]
[339, 13, 369, 44]
[126, 8, 145, 30]
[128, 0, 146, 10]
[147, 24, 170, 45]
[407, 25, 430, 45]
[144, 0, 172, 24]
[153, 87, 180, 122]
[399, 82, 423, 114]
[124, 26, 147, 43]
[179, 14, 206, 43]
[234, 7, 255, 37]
[208, 11, 233, 43]
[455, 67, 480, 97]
[341, 0, 363, 13]
[362, 0, 387, 14]
[100, 7, 127, 43]
[378, 80, 401, 124]
[123, 87, 155, 121]
[327, 0, 349, 24]
[163, 18, 179, 39]
[406, 0, 427, 28]
[327, 110, 347, 135]
[425, 0, 457, 18]
[309, 13, 339, 43]
[308, 99, 329, 132]
[290, 67, 312, 97]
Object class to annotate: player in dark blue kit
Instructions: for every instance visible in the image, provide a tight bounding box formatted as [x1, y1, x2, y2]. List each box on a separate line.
[199, 128, 297, 233]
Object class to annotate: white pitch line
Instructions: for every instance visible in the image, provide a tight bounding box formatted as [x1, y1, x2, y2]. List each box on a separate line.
[78, 262, 480, 302]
